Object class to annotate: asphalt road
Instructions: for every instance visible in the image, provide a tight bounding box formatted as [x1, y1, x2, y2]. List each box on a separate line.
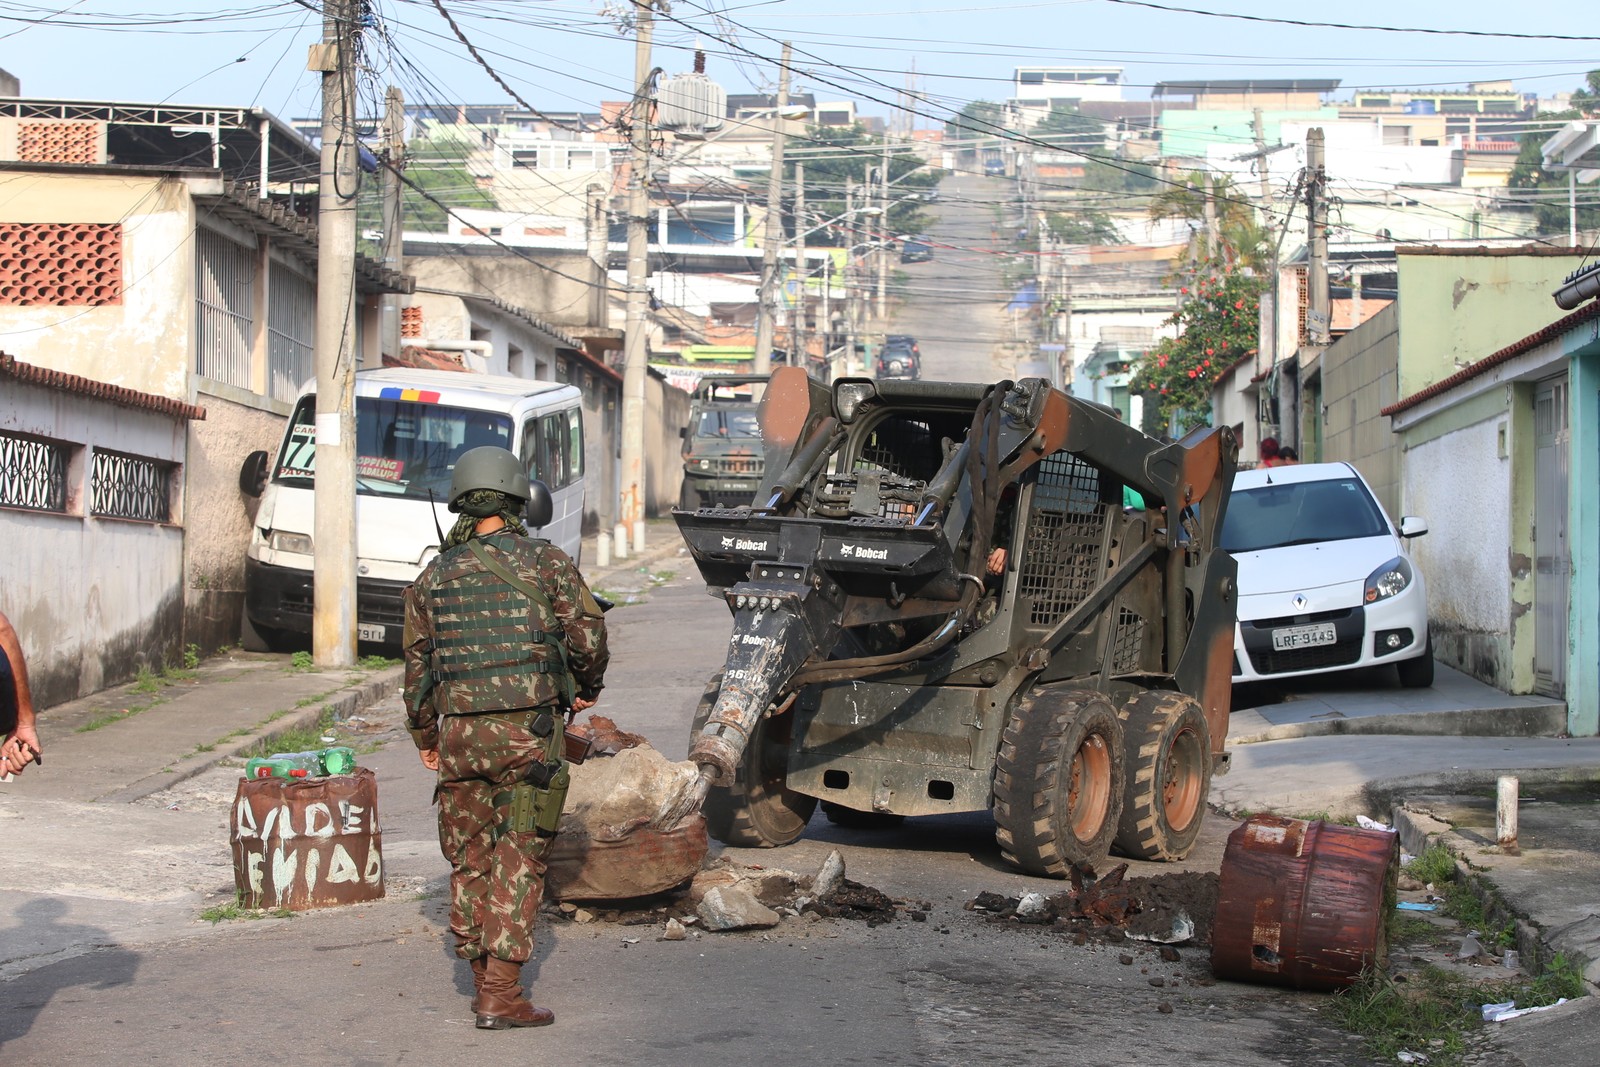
[887, 175, 1021, 383]
[0, 571, 1383, 1065]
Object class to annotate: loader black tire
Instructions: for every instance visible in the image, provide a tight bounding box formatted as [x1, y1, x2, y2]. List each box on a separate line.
[689, 672, 817, 848]
[992, 686, 1125, 878]
[1114, 690, 1211, 862]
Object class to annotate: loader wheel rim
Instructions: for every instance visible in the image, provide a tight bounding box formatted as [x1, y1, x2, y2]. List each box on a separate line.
[1161, 725, 1205, 834]
[1067, 733, 1113, 842]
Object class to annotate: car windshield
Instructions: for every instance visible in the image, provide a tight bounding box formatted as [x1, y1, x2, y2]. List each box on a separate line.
[273, 394, 514, 502]
[1221, 476, 1389, 553]
[698, 409, 762, 439]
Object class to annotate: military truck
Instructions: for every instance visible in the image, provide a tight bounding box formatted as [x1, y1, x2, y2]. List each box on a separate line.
[671, 368, 1238, 876]
[679, 375, 766, 511]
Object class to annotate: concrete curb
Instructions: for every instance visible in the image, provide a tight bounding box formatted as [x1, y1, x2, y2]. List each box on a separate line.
[1229, 704, 1572, 745]
[98, 666, 405, 805]
[1363, 763, 1600, 817]
[1392, 801, 1600, 990]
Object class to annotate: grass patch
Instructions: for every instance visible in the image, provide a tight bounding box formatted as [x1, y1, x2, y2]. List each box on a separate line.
[239, 707, 337, 759]
[1332, 960, 1583, 1067]
[359, 654, 398, 669]
[1407, 844, 1458, 886]
[76, 697, 164, 732]
[200, 898, 298, 924]
[131, 665, 161, 694]
[288, 651, 315, 673]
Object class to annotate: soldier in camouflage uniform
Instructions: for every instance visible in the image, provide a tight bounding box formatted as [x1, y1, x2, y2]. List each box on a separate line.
[402, 446, 608, 1030]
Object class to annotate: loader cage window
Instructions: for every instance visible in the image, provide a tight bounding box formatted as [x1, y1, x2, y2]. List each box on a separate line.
[1018, 451, 1112, 625]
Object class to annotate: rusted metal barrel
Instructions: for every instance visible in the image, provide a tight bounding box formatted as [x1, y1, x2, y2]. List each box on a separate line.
[230, 767, 385, 911]
[1211, 814, 1397, 991]
[544, 815, 710, 903]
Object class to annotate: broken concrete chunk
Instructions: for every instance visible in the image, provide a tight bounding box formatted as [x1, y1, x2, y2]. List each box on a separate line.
[698, 886, 781, 931]
[1016, 892, 1050, 919]
[661, 918, 688, 941]
[814, 850, 846, 900]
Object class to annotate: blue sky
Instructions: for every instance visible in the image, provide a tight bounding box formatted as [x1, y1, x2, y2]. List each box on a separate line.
[0, 0, 1592, 125]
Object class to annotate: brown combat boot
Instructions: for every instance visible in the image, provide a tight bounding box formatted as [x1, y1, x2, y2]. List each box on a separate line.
[474, 957, 555, 1030]
[469, 957, 488, 1010]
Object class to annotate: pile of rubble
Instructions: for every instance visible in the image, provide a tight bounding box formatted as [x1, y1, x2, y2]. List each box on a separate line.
[547, 848, 928, 937]
[967, 863, 1220, 947]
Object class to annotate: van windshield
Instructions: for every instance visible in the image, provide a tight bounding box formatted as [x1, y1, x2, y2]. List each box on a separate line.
[274, 395, 514, 502]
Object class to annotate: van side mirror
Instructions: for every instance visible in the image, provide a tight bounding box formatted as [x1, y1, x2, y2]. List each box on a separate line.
[1399, 516, 1428, 539]
[679, 425, 688, 439]
[525, 479, 554, 529]
[239, 450, 270, 497]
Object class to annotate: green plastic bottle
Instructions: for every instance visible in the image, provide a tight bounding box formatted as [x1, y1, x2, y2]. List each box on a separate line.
[244, 746, 357, 780]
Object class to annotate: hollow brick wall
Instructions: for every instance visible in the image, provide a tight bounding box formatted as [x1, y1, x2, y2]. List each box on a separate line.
[17, 121, 100, 165]
[0, 223, 123, 306]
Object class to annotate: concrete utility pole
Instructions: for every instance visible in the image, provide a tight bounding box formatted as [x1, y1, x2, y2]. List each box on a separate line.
[876, 140, 890, 321]
[378, 86, 405, 364]
[619, 0, 657, 557]
[754, 41, 792, 375]
[310, 0, 360, 667]
[1306, 128, 1330, 348]
[586, 180, 613, 565]
[792, 160, 806, 370]
[844, 177, 858, 371]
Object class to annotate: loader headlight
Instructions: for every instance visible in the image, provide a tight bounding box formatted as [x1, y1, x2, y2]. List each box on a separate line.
[270, 530, 314, 556]
[1364, 556, 1412, 603]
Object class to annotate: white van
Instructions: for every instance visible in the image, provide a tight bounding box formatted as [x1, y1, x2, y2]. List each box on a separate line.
[240, 368, 586, 650]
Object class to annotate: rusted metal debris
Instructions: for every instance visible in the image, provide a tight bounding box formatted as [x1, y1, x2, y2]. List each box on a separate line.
[966, 863, 1220, 946]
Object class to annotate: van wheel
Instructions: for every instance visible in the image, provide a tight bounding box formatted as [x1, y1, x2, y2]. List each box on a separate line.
[242, 615, 300, 654]
[993, 686, 1125, 877]
[1397, 633, 1435, 688]
[689, 673, 816, 847]
[1114, 690, 1211, 862]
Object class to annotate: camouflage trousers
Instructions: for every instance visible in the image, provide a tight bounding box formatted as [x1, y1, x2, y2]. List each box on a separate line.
[436, 708, 553, 963]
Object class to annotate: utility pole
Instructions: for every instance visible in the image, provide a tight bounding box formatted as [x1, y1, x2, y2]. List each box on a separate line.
[1305, 128, 1330, 349]
[1251, 108, 1272, 209]
[792, 160, 806, 372]
[753, 41, 792, 375]
[845, 177, 858, 374]
[876, 140, 890, 321]
[310, 0, 360, 668]
[586, 180, 613, 565]
[378, 86, 405, 364]
[619, 0, 657, 557]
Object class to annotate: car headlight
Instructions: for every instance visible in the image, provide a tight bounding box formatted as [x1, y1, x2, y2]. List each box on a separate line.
[270, 530, 314, 555]
[1364, 556, 1413, 603]
[699, 458, 711, 469]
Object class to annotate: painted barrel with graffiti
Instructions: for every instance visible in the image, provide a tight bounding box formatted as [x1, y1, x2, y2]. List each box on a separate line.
[1211, 814, 1398, 991]
[230, 767, 385, 910]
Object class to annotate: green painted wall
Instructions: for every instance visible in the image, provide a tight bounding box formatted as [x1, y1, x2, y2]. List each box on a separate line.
[1158, 108, 1337, 159]
[1395, 252, 1589, 400]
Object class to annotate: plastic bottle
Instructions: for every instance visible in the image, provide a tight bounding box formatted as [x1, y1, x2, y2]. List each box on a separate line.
[244, 746, 357, 780]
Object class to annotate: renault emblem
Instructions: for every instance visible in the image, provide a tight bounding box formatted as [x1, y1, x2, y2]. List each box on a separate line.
[1292, 594, 1309, 611]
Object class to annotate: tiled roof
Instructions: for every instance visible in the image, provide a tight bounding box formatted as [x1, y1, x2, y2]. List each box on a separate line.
[1381, 300, 1600, 416]
[0, 352, 206, 420]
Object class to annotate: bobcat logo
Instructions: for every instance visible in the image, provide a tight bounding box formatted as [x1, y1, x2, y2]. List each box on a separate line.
[721, 536, 735, 549]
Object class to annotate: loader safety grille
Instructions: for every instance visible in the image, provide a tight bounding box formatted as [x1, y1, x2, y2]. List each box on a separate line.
[1110, 607, 1146, 673]
[1018, 452, 1108, 626]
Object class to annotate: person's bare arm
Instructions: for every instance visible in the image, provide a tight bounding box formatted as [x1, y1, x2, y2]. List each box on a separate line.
[0, 610, 40, 775]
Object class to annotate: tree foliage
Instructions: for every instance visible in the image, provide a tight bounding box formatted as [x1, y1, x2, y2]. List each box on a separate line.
[788, 123, 939, 238]
[1508, 82, 1600, 238]
[1033, 104, 1106, 153]
[1045, 208, 1123, 245]
[1129, 258, 1264, 433]
[1149, 171, 1271, 272]
[355, 132, 497, 256]
[945, 100, 1005, 146]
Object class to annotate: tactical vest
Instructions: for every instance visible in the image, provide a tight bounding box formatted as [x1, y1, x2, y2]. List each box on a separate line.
[427, 535, 571, 714]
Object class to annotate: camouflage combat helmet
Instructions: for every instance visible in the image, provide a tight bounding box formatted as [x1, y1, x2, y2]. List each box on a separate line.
[447, 446, 554, 528]
[448, 446, 529, 509]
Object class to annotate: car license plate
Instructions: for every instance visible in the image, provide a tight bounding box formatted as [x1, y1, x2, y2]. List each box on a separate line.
[1271, 623, 1336, 651]
[357, 623, 386, 643]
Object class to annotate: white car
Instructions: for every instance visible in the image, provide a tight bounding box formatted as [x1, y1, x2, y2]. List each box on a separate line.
[1222, 461, 1433, 688]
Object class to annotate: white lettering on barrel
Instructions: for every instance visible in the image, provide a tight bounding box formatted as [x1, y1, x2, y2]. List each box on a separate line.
[363, 843, 383, 886]
[247, 850, 265, 895]
[304, 802, 335, 839]
[271, 847, 300, 906]
[327, 843, 360, 884]
[303, 847, 321, 893]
